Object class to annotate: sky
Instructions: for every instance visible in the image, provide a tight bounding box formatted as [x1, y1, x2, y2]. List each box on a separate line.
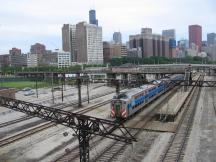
[0, 0, 216, 54]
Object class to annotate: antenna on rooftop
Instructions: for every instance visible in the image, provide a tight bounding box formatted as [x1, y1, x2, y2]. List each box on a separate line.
[90, 0, 96, 9]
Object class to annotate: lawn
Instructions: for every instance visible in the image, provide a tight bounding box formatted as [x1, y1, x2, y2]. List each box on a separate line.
[0, 81, 50, 90]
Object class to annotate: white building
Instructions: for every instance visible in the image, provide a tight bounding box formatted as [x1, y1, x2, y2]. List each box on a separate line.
[76, 22, 103, 64]
[27, 53, 39, 67]
[57, 51, 71, 68]
[187, 43, 199, 57]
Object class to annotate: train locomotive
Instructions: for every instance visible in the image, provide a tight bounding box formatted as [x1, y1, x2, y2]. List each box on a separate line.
[110, 74, 184, 119]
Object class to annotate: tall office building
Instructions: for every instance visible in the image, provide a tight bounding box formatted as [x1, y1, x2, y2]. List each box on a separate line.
[129, 28, 169, 58]
[207, 33, 216, 46]
[76, 22, 103, 64]
[62, 24, 76, 62]
[113, 32, 122, 44]
[162, 29, 176, 39]
[89, 9, 98, 26]
[189, 25, 202, 52]
[162, 29, 176, 58]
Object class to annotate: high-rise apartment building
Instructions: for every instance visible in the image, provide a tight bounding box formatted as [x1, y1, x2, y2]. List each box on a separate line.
[76, 22, 103, 64]
[30, 43, 46, 55]
[129, 28, 169, 58]
[207, 33, 216, 46]
[9, 48, 21, 55]
[62, 24, 76, 61]
[113, 32, 122, 44]
[189, 25, 202, 52]
[89, 9, 98, 26]
[9, 47, 27, 67]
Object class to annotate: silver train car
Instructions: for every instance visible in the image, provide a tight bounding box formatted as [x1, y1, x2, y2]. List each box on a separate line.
[110, 74, 184, 119]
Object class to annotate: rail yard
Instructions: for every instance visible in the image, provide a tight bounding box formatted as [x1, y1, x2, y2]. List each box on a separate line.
[0, 64, 216, 162]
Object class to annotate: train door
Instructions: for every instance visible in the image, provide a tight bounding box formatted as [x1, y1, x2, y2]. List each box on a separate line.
[114, 101, 122, 118]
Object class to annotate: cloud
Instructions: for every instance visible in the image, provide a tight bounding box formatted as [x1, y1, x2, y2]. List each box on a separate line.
[0, 0, 216, 53]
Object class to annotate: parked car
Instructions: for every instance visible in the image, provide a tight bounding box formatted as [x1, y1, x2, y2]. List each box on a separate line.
[22, 87, 32, 91]
[53, 87, 62, 91]
[24, 90, 35, 96]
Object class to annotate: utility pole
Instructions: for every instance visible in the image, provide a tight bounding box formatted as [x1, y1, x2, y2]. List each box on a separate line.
[51, 72, 54, 104]
[35, 74, 38, 98]
[36, 65, 39, 98]
[86, 74, 90, 104]
[61, 74, 64, 102]
[77, 73, 82, 107]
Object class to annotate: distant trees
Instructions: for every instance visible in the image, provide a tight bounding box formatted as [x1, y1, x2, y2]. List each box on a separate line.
[1, 56, 215, 74]
[0, 65, 82, 74]
[109, 56, 212, 66]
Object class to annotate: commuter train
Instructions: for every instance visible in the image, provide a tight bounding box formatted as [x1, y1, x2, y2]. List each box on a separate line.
[110, 74, 184, 119]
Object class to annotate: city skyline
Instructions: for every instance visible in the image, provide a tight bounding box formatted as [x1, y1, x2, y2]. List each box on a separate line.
[0, 0, 216, 54]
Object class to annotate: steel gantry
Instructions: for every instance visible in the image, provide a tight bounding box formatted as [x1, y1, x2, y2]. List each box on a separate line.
[0, 96, 136, 162]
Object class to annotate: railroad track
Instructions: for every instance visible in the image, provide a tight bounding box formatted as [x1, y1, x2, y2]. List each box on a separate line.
[209, 76, 216, 116]
[89, 77, 201, 162]
[0, 90, 115, 129]
[54, 85, 183, 162]
[0, 95, 112, 148]
[159, 75, 202, 162]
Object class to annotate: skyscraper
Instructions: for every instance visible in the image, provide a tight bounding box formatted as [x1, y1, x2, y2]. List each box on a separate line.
[207, 33, 216, 46]
[113, 32, 122, 44]
[162, 29, 176, 39]
[189, 25, 202, 52]
[162, 29, 176, 58]
[76, 22, 103, 64]
[89, 9, 98, 26]
[62, 24, 76, 62]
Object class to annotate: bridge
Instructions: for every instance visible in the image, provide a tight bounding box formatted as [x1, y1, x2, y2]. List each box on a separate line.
[14, 64, 216, 80]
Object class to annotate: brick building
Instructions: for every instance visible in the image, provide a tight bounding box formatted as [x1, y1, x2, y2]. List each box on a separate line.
[0, 88, 16, 99]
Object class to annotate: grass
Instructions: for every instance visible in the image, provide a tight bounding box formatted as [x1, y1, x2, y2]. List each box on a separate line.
[0, 81, 50, 90]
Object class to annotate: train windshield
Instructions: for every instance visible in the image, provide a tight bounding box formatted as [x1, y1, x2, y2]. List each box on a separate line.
[116, 93, 127, 99]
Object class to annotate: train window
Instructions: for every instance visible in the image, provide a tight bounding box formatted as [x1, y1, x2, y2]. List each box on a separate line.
[117, 93, 127, 99]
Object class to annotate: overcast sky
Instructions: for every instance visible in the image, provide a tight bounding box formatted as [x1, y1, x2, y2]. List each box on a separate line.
[0, 0, 216, 54]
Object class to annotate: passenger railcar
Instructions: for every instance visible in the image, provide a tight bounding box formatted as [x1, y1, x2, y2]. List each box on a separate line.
[110, 74, 184, 119]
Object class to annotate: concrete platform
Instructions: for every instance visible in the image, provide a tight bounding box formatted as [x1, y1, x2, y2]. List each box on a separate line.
[183, 76, 216, 162]
[155, 87, 190, 122]
[125, 87, 178, 129]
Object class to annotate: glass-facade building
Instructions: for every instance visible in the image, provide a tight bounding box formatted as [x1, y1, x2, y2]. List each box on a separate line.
[89, 10, 98, 26]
